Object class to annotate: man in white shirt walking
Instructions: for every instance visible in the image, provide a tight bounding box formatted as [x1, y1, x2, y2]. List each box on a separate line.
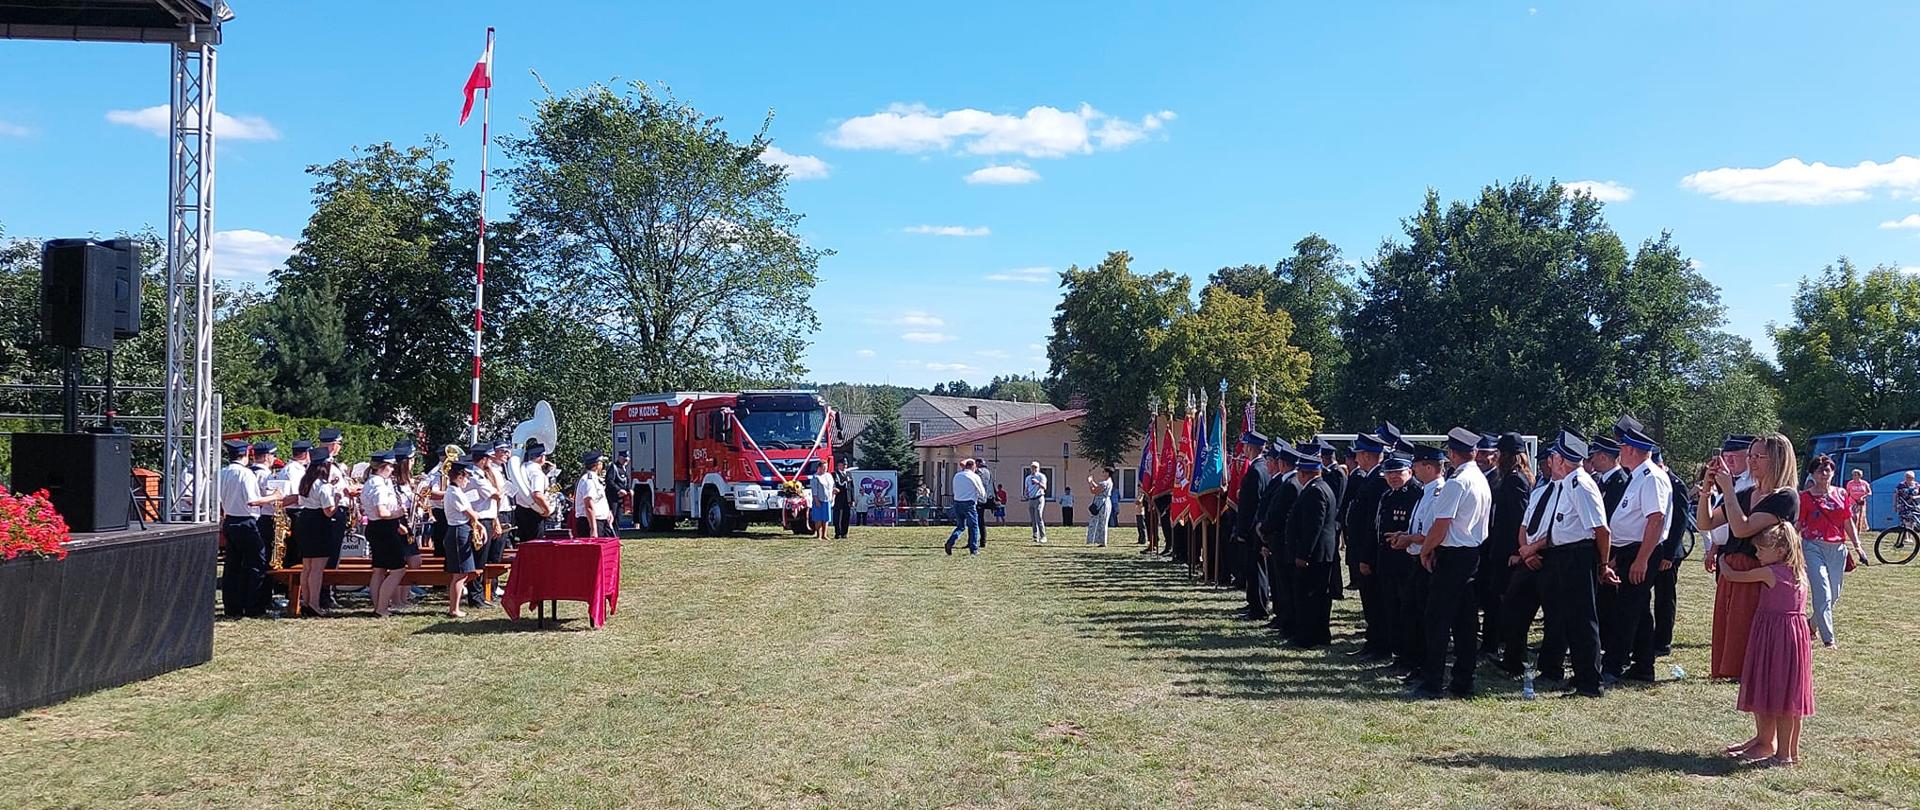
[945, 459, 987, 555]
[1024, 462, 1049, 544]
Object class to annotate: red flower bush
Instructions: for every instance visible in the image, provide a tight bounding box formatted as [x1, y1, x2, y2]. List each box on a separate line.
[0, 483, 71, 561]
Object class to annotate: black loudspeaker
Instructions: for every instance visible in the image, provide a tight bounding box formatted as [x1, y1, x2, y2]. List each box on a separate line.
[8, 432, 132, 533]
[105, 238, 141, 339]
[40, 240, 117, 350]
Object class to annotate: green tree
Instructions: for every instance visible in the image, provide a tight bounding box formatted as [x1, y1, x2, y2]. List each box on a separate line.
[1772, 260, 1920, 436]
[855, 394, 920, 496]
[256, 279, 371, 420]
[1048, 251, 1191, 466]
[1334, 179, 1719, 439]
[1202, 235, 1356, 415]
[1663, 333, 1783, 469]
[987, 375, 1049, 403]
[1165, 288, 1320, 441]
[503, 81, 827, 392]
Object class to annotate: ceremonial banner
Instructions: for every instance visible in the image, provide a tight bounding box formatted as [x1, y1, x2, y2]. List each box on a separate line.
[1152, 415, 1178, 501]
[1194, 395, 1226, 521]
[1168, 411, 1196, 525]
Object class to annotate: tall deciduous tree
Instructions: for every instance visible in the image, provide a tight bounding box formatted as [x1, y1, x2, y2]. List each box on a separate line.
[1663, 333, 1782, 468]
[1335, 179, 1722, 442]
[1203, 235, 1357, 416]
[1165, 288, 1320, 441]
[1772, 260, 1920, 436]
[1048, 251, 1191, 466]
[503, 81, 827, 392]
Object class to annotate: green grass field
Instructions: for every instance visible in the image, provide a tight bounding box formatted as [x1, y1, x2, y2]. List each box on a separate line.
[3, 525, 1917, 809]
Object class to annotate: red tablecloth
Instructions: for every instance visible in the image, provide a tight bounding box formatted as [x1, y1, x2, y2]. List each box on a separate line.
[502, 537, 622, 627]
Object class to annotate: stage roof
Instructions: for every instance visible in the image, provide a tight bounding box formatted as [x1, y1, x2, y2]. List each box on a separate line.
[0, 0, 229, 44]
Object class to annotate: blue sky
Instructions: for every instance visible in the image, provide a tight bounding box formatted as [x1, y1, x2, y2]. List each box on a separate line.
[5, 2, 1920, 389]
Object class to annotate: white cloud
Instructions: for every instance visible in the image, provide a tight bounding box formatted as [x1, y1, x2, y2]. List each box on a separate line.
[1900, 266, 1920, 276]
[925, 362, 974, 372]
[856, 348, 876, 358]
[901, 331, 954, 343]
[758, 145, 830, 180]
[211, 229, 296, 283]
[829, 103, 1173, 158]
[903, 224, 990, 237]
[1563, 179, 1634, 203]
[105, 105, 281, 141]
[984, 266, 1054, 283]
[1681, 156, 1920, 204]
[966, 164, 1041, 185]
[1879, 214, 1920, 230]
[892, 310, 944, 328]
[0, 120, 30, 137]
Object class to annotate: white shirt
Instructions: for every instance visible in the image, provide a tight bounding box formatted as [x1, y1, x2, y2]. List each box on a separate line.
[360, 475, 401, 520]
[575, 473, 610, 520]
[1545, 469, 1609, 547]
[219, 461, 263, 518]
[1706, 471, 1755, 550]
[444, 484, 475, 526]
[422, 468, 447, 507]
[1608, 458, 1672, 547]
[325, 461, 352, 508]
[497, 455, 524, 504]
[254, 463, 283, 517]
[464, 467, 499, 520]
[952, 470, 987, 503]
[1059, 491, 1075, 507]
[1407, 479, 1443, 555]
[518, 462, 551, 510]
[1025, 472, 1048, 501]
[300, 480, 336, 512]
[809, 473, 833, 505]
[1431, 462, 1492, 548]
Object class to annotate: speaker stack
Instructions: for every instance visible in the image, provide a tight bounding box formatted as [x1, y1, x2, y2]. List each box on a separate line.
[11, 239, 145, 533]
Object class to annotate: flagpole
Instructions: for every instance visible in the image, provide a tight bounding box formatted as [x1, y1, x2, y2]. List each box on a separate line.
[469, 26, 493, 445]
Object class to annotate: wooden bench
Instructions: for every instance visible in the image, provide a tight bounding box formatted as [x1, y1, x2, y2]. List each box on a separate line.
[268, 562, 512, 617]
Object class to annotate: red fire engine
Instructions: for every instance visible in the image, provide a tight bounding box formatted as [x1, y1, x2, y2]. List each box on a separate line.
[610, 390, 838, 534]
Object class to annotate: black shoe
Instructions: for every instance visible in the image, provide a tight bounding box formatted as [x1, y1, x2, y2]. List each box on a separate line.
[1357, 649, 1392, 663]
[945, 545, 953, 556]
[1447, 688, 1476, 700]
[1343, 648, 1366, 657]
[1494, 662, 1524, 678]
[1560, 687, 1605, 699]
[1536, 671, 1566, 684]
[1622, 670, 1657, 683]
[1405, 685, 1445, 701]
[1654, 646, 1672, 657]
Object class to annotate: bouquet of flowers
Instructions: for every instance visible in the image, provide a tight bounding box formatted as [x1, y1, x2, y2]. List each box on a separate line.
[779, 479, 809, 522]
[1, 483, 72, 562]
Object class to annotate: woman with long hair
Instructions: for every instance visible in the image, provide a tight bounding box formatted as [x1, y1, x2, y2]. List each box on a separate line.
[387, 450, 423, 611]
[1085, 468, 1114, 547]
[1702, 432, 1799, 679]
[1798, 454, 1859, 648]
[1479, 434, 1535, 660]
[360, 455, 406, 617]
[295, 456, 340, 617]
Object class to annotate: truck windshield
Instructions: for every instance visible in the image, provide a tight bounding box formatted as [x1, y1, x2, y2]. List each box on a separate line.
[737, 409, 828, 450]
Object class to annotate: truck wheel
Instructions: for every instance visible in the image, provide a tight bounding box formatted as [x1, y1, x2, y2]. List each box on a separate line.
[635, 489, 676, 532]
[698, 488, 725, 536]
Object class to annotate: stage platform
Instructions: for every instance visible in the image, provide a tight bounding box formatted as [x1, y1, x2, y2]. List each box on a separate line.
[1, 522, 217, 718]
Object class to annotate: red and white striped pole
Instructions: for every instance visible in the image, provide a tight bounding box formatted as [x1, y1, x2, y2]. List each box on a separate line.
[468, 27, 494, 445]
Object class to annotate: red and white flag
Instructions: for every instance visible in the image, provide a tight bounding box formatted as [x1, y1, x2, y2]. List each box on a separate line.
[458, 30, 494, 126]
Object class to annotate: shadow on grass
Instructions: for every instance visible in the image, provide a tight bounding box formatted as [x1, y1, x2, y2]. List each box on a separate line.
[1044, 551, 1431, 702]
[1417, 747, 1744, 776]
[410, 617, 589, 635]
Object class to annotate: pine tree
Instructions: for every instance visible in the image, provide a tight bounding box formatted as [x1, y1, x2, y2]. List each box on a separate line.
[857, 394, 920, 496]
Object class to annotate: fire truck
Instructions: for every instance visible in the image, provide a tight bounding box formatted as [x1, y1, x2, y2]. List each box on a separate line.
[610, 390, 839, 534]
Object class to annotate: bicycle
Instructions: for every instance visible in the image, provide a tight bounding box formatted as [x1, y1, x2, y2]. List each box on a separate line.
[1874, 513, 1920, 565]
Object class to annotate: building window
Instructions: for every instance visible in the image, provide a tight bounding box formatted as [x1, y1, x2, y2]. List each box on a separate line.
[908, 421, 922, 442]
[1119, 467, 1139, 502]
[1037, 466, 1056, 498]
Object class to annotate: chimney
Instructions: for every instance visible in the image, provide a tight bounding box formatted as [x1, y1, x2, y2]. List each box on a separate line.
[965, 405, 979, 419]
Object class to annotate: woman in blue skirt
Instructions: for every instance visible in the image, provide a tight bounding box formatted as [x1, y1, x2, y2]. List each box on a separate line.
[441, 462, 481, 618]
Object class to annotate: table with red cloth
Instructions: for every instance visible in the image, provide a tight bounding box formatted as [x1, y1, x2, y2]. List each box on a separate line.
[502, 537, 622, 628]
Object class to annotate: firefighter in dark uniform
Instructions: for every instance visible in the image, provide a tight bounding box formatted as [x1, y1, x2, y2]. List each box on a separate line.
[1232, 431, 1272, 620]
[1258, 441, 1300, 634]
[1286, 446, 1340, 648]
[1652, 449, 1690, 656]
[1478, 432, 1533, 660]
[1313, 438, 1347, 602]
[1342, 427, 1391, 659]
[1372, 451, 1421, 673]
[1590, 435, 1630, 517]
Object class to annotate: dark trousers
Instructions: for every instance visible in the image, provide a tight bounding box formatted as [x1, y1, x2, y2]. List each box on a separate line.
[512, 506, 545, 544]
[281, 509, 305, 568]
[1266, 548, 1293, 633]
[1291, 560, 1334, 646]
[1327, 544, 1344, 601]
[220, 517, 270, 617]
[1421, 547, 1481, 694]
[1499, 561, 1565, 676]
[833, 502, 851, 537]
[1476, 545, 1511, 655]
[1600, 544, 1657, 678]
[1354, 560, 1387, 653]
[1652, 562, 1678, 653]
[1544, 542, 1604, 692]
[1392, 552, 1426, 669]
[946, 501, 982, 551]
[976, 502, 992, 546]
[1061, 506, 1073, 526]
[431, 508, 449, 557]
[574, 516, 613, 538]
[1372, 547, 1408, 661]
[1241, 540, 1269, 616]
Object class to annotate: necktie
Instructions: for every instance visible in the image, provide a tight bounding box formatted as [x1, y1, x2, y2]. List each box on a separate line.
[1527, 479, 1561, 537]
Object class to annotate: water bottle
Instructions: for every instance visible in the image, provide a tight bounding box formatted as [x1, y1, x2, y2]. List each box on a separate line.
[1521, 667, 1536, 700]
[1670, 665, 1686, 681]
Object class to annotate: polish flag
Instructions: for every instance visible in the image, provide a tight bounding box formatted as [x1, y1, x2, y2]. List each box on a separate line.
[458, 30, 493, 126]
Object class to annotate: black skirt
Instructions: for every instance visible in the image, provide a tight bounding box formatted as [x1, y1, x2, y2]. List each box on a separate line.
[367, 518, 411, 569]
[297, 508, 341, 560]
[443, 524, 477, 573]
